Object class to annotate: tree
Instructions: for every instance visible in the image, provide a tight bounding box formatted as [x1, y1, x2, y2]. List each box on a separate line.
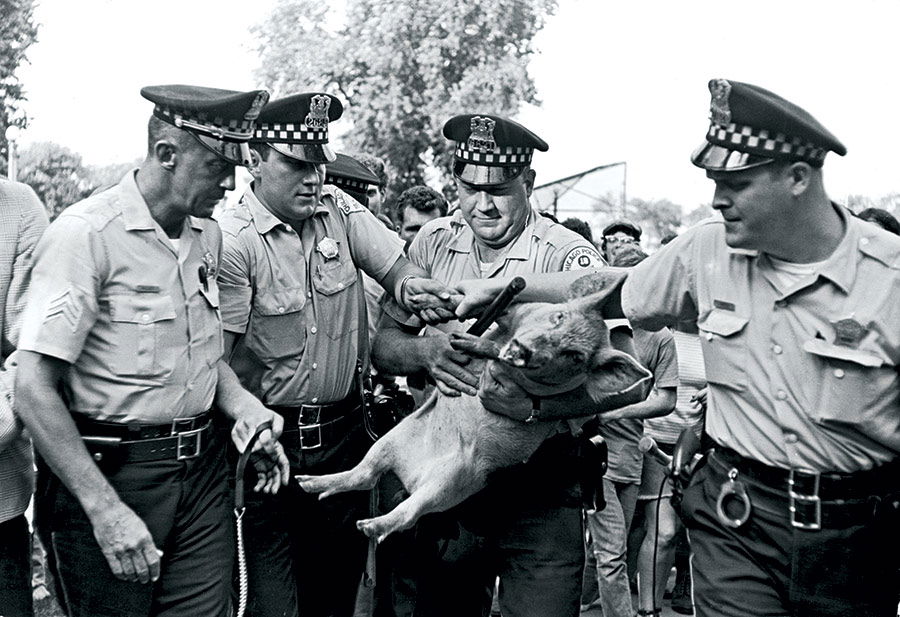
[623, 198, 683, 247]
[18, 142, 94, 220]
[0, 0, 39, 175]
[253, 0, 558, 201]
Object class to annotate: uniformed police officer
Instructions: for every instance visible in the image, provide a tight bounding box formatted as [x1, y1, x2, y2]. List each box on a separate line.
[454, 80, 900, 617]
[372, 114, 605, 617]
[14, 85, 290, 617]
[215, 92, 456, 617]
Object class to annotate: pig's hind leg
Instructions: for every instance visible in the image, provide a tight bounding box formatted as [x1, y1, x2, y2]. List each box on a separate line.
[295, 439, 393, 498]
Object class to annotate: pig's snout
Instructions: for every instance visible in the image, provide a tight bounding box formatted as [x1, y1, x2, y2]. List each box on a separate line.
[499, 339, 532, 367]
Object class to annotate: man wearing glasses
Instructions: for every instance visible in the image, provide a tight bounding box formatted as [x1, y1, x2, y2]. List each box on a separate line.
[601, 219, 642, 263]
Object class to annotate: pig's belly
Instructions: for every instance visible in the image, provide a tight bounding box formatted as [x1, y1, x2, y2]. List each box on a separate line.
[389, 392, 556, 499]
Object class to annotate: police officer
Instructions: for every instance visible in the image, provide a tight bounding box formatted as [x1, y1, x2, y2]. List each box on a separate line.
[215, 92, 455, 617]
[455, 79, 900, 617]
[14, 85, 290, 617]
[372, 114, 605, 617]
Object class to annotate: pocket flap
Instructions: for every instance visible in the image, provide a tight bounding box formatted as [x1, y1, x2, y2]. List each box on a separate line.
[802, 339, 885, 368]
[109, 295, 176, 323]
[313, 260, 357, 296]
[253, 287, 306, 316]
[697, 310, 749, 338]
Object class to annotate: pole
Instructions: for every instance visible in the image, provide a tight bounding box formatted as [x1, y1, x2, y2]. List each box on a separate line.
[8, 140, 17, 182]
[621, 161, 627, 217]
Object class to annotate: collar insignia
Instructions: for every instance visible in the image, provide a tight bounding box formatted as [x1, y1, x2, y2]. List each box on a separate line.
[305, 95, 331, 130]
[832, 317, 866, 348]
[316, 237, 340, 260]
[709, 79, 732, 126]
[467, 116, 497, 153]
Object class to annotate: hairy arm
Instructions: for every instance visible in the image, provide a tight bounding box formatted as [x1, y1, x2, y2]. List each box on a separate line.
[15, 351, 162, 584]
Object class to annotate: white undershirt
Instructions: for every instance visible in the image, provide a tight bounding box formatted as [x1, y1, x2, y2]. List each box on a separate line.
[766, 254, 827, 289]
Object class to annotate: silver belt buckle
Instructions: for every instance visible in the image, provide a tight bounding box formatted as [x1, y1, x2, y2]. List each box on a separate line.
[299, 423, 323, 450]
[171, 416, 197, 435]
[176, 426, 204, 460]
[788, 469, 821, 530]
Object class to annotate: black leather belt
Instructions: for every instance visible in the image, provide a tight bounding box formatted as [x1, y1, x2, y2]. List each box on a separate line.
[712, 447, 899, 530]
[74, 410, 215, 463]
[271, 389, 362, 451]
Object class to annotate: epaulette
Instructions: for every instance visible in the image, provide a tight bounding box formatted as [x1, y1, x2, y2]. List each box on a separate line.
[215, 202, 253, 236]
[857, 221, 900, 270]
[62, 190, 121, 232]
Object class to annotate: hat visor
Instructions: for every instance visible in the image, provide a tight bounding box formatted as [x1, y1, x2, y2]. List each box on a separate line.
[269, 142, 336, 164]
[453, 161, 525, 187]
[690, 142, 775, 172]
[192, 134, 246, 166]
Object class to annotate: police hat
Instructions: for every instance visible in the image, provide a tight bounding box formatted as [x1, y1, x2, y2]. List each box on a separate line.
[140, 84, 269, 166]
[442, 114, 548, 186]
[251, 93, 343, 164]
[691, 79, 846, 172]
[325, 153, 380, 206]
[602, 219, 642, 240]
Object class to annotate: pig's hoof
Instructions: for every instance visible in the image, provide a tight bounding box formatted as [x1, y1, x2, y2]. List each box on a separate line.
[357, 518, 393, 544]
[294, 474, 326, 493]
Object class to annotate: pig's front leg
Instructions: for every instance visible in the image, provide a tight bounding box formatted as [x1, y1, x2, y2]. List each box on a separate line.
[296, 437, 392, 498]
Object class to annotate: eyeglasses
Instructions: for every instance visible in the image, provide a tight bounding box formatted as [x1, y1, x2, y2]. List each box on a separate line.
[604, 235, 638, 246]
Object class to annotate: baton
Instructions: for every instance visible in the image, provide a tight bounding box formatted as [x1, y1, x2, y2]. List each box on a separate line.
[638, 435, 673, 468]
[465, 277, 526, 336]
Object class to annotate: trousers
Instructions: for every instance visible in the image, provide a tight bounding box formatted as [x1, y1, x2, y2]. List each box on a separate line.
[680, 452, 900, 617]
[0, 514, 33, 617]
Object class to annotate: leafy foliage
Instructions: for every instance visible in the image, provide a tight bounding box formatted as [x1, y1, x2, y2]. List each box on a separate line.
[253, 0, 557, 202]
[0, 0, 39, 175]
[18, 142, 94, 220]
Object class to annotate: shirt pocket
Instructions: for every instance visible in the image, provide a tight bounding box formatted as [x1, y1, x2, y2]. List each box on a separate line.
[108, 294, 177, 378]
[802, 338, 890, 425]
[249, 287, 307, 360]
[312, 259, 359, 339]
[697, 309, 749, 391]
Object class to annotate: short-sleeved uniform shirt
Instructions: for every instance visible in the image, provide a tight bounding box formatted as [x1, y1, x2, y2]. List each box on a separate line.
[600, 327, 679, 483]
[622, 207, 900, 472]
[216, 184, 404, 406]
[18, 170, 222, 423]
[386, 209, 605, 336]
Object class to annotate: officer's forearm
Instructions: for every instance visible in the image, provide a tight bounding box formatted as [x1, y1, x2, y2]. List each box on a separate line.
[14, 351, 123, 519]
[214, 359, 262, 422]
[378, 256, 429, 306]
[371, 316, 429, 376]
[599, 387, 676, 421]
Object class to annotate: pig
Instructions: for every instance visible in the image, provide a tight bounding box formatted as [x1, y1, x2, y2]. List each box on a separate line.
[295, 282, 651, 543]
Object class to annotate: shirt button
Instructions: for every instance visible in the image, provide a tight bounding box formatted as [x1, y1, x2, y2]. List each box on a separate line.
[776, 390, 787, 400]
[278, 306, 285, 314]
[834, 368, 845, 379]
[312, 397, 318, 404]
[773, 344, 783, 354]
[859, 237, 870, 247]
[311, 326, 317, 334]
[312, 363, 318, 369]
[141, 313, 151, 322]
[307, 291, 312, 298]
[785, 432, 798, 444]
[705, 332, 714, 341]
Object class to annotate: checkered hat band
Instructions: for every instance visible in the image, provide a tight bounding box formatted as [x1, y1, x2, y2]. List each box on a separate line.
[454, 144, 534, 166]
[253, 123, 328, 144]
[156, 107, 254, 141]
[327, 176, 367, 189]
[708, 123, 827, 163]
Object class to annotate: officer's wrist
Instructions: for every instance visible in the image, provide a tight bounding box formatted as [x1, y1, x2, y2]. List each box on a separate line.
[395, 274, 415, 308]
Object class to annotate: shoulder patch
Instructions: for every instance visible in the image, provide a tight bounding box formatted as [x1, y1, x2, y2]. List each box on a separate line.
[562, 245, 605, 271]
[323, 185, 365, 215]
[215, 204, 253, 236]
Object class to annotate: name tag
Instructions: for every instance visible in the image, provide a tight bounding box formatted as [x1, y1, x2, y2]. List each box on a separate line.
[713, 299, 736, 312]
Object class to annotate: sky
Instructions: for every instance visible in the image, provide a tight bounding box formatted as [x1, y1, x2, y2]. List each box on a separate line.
[15, 0, 900, 210]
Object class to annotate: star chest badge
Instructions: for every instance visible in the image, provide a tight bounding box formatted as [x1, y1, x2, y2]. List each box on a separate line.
[316, 237, 340, 260]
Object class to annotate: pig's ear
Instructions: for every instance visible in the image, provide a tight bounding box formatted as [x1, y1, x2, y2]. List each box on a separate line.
[585, 349, 652, 401]
[567, 269, 628, 317]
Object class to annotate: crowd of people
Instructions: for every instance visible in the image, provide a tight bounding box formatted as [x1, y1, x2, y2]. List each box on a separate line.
[0, 76, 898, 617]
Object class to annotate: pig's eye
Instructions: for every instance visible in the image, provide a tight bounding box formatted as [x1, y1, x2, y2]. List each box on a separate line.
[562, 349, 585, 364]
[550, 311, 566, 326]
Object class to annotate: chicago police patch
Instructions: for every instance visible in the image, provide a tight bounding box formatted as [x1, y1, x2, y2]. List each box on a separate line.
[562, 245, 604, 271]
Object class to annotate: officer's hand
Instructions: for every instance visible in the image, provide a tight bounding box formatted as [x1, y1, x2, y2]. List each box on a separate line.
[90, 502, 162, 584]
[403, 277, 460, 324]
[691, 386, 708, 412]
[232, 407, 291, 493]
[477, 362, 534, 421]
[422, 333, 479, 397]
[453, 278, 506, 320]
